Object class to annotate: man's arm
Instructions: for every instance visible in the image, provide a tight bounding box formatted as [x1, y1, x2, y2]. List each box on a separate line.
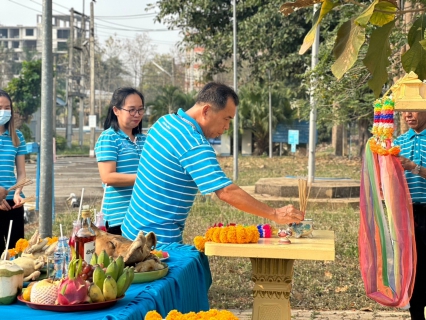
[0, 187, 7, 202]
[398, 156, 426, 179]
[215, 183, 304, 224]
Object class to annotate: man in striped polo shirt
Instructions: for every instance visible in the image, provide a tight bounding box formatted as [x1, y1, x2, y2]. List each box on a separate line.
[122, 82, 304, 244]
[395, 111, 426, 320]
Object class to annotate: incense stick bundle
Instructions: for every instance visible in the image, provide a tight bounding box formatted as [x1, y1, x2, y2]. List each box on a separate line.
[7, 178, 33, 192]
[298, 178, 311, 212]
[20, 195, 36, 205]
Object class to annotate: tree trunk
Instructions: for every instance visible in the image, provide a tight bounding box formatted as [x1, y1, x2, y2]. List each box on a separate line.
[358, 119, 371, 157]
[332, 124, 344, 156]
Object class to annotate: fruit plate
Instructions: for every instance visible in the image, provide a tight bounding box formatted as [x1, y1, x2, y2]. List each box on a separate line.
[159, 251, 169, 261]
[17, 294, 124, 312]
[132, 263, 169, 283]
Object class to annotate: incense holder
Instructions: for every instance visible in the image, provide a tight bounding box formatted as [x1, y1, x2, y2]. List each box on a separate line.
[288, 219, 313, 238]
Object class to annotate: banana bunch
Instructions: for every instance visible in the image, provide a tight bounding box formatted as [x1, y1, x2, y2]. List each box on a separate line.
[88, 252, 134, 303]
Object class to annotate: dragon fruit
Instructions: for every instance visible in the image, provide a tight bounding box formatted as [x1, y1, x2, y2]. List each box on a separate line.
[57, 258, 89, 305]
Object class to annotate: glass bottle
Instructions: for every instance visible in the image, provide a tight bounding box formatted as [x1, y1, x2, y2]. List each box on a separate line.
[75, 209, 96, 264]
[68, 220, 81, 248]
[95, 209, 107, 232]
[54, 236, 71, 279]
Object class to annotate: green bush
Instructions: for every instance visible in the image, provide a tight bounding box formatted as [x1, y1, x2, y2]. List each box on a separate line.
[55, 135, 67, 151]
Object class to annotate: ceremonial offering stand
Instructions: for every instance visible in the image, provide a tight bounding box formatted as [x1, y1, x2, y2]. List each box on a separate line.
[205, 230, 335, 320]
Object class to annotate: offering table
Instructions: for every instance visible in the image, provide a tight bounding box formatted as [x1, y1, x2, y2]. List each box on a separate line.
[204, 230, 335, 320]
[1, 243, 211, 320]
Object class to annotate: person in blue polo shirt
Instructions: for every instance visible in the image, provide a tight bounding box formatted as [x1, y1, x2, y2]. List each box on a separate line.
[0, 90, 27, 255]
[95, 87, 146, 235]
[395, 111, 426, 320]
[122, 82, 304, 244]
[0, 187, 6, 202]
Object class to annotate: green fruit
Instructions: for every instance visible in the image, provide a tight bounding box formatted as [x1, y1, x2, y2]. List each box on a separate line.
[116, 269, 128, 298]
[115, 255, 124, 278]
[105, 260, 119, 282]
[88, 282, 105, 303]
[103, 275, 117, 301]
[128, 266, 135, 284]
[93, 265, 106, 291]
[90, 252, 98, 266]
[97, 250, 109, 268]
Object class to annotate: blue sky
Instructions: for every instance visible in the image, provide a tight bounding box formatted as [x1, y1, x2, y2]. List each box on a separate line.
[2, 0, 182, 54]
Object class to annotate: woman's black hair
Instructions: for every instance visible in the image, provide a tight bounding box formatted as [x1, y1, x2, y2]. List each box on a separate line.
[103, 87, 145, 134]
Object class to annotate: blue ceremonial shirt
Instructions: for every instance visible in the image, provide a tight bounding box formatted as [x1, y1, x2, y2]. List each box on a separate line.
[95, 128, 146, 227]
[394, 128, 426, 203]
[122, 108, 232, 244]
[0, 129, 27, 200]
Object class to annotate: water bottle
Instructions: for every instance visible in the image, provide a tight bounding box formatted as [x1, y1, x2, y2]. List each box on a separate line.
[54, 236, 71, 279]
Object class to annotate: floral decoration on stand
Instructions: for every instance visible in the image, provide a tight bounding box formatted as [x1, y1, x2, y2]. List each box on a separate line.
[194, 223, 260, 252]
[369, 97, 400, 156]
[145, 309, 239, 320]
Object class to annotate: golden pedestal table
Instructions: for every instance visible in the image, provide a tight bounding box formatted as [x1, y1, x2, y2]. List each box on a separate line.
[204, 230, 335, 320]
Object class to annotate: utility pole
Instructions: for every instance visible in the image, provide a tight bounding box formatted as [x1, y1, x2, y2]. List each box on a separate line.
[268, 70, 272, 158]
[89, 1, 96, 157]
[66, 9, 74, 148]
[79, 5, 85, 148]
[40, 0, 53, 238]
[232, 0, 238, 182]
[308, 4, 320, 184]
[52, 54, 56, 136]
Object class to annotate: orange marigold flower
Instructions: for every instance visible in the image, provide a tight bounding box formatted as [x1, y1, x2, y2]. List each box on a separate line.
[194, 236, 206, 252]
[47, 236, 58, 245]
[212, 227, 222, 243]
[226, 226, 237, 243]
[144, 310, 163, 320]
[219, 227, 229, 243]
[8, 248, 18, 257]
[236, 225, 247, 244]
[15, 238, 29, 253]
[205, 228, 214, 241]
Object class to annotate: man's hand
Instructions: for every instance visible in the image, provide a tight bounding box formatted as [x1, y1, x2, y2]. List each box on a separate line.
[398, 156, 417, 171]
[0, 187, 7, 202]
[272, 204, 304, 224]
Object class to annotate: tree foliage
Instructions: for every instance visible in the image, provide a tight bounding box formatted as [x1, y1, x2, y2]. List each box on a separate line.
[235, 84, 294, 155]
[280, 0, 426, 97]
[147, 86, 195, 124]
[4, 60, 42, 123]
[152, 0, 313, 88]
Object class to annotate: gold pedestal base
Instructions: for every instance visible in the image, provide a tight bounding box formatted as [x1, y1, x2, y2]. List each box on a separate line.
[250, 258, 294, 320]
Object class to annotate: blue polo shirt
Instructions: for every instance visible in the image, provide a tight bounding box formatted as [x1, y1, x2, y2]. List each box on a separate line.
[122, 108, 232, 244]
[394, 128, 426, 203]
[95, 127, 146, 227]
[0, 129, 27, 200]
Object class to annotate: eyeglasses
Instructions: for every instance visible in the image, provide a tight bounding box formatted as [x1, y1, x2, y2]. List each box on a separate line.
[120, 108, 145, 116]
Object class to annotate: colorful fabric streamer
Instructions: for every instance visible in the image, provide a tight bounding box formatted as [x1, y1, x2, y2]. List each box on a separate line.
[359, 98, 416, 307]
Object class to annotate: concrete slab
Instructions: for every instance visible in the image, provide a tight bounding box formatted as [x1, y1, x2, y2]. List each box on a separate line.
[255, 177, 360, 199]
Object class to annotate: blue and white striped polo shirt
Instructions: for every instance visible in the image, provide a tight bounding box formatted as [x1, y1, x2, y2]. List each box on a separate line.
[0, 129, 27, 200]
[394, 128, 426, 203]
[122, 108, 232, 244]
[95, 128, 146, 227]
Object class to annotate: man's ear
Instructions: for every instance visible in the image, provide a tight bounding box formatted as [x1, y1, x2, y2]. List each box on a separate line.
[202, 104, 210, 118]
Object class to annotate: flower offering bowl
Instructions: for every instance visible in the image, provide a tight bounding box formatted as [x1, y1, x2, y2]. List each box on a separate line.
[288, 218, 313, 238]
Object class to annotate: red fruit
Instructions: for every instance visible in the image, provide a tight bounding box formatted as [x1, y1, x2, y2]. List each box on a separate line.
[162, 251, 169, 258]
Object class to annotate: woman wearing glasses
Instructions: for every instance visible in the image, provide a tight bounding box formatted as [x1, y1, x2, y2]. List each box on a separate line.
[95, 87, 146, 235]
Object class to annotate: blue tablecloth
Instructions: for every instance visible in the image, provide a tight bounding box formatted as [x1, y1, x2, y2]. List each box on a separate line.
[2, 243, 212, 320]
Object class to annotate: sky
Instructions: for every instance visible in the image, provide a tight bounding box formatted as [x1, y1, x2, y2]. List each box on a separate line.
[1, 0, 182, 54]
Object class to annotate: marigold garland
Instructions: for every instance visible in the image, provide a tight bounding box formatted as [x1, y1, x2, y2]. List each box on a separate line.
[193, 224, 260, 252]
[369, 97, 400, 156]
[145, 309, 239, 320]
